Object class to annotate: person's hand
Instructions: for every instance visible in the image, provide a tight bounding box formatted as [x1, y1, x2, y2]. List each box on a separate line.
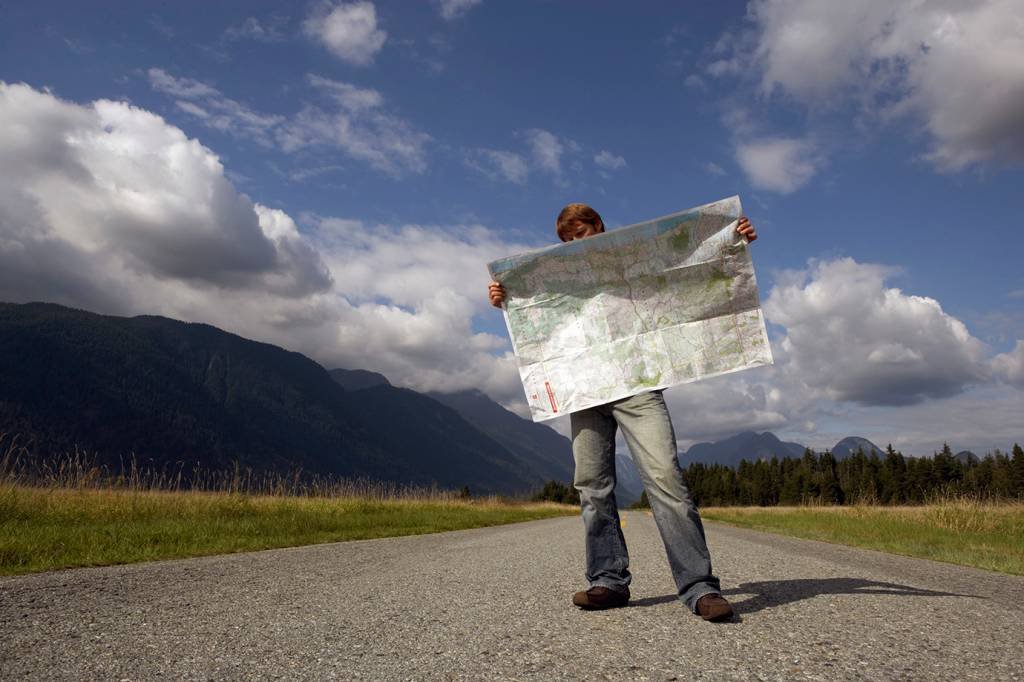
[736, 216, 757, 242]
[488, 280, 506, 308]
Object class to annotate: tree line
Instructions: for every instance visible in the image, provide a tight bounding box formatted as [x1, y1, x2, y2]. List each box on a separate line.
[680, 443, 1024, 507]
[534, 443, 1024, 507]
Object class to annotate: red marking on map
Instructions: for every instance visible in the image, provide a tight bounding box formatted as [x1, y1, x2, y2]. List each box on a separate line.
[544, 381, 558, 412]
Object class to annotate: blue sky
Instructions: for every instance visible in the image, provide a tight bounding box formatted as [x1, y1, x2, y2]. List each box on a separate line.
[2, 1, 1022, 455]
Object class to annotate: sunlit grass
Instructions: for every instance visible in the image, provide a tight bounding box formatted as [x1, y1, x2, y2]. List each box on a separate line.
[0, 433, 576, 576]
[701, 497, 1024, 575]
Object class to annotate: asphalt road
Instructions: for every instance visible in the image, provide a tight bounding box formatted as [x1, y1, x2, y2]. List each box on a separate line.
[2, 511, 1022, 681]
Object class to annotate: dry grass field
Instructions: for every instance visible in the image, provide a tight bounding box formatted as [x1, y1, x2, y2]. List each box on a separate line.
[0, 443, 576, 576]
[701, 499, 1024, 575]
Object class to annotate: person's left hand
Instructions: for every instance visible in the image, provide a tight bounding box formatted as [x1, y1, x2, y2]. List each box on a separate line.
[736, 216, 757, 242]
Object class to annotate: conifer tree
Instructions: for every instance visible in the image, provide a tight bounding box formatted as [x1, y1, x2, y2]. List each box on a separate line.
[779, 458, 802, 505]
[1011, 443, 1024, 498]
[990, 450, 1013, 498]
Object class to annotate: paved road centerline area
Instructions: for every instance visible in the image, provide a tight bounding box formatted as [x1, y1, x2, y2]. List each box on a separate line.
[2, 511, 1022, 680]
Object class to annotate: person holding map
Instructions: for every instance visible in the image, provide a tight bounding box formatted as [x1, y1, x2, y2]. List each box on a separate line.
[487, 202, 758, 623]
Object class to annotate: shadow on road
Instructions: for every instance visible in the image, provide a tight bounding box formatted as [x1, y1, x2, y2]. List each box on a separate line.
[629, 578, 979, 614]
[723, 578, 979, 615]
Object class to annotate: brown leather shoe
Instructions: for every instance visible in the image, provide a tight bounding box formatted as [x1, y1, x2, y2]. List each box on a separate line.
[572, 586, 630, 610]
[696, 593, 734, 622]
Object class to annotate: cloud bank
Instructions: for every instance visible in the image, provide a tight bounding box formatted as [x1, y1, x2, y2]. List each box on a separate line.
[764, 258, 990, 406]
[0, 81, 328, 304]
[664, 256, 1015, 451]
[747, 0, 1024, 169]
[0, 82, 528, 405]
[2, 82, 1020, 452]
[708, 0, 1024, 191]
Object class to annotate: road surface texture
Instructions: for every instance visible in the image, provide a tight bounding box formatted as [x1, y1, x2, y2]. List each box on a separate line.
[2, 511, 1022, 681]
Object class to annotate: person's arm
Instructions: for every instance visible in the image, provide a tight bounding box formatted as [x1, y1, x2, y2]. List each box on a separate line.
[736, 216, 757, 242]
[488, 281, 506, 308]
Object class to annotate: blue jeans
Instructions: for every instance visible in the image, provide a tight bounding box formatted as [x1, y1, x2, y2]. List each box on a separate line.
[570, 389, 721, 612]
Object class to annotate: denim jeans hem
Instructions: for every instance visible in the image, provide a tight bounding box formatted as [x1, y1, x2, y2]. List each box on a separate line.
[590, 580, 629, 594]
[681, 585, 721, 613]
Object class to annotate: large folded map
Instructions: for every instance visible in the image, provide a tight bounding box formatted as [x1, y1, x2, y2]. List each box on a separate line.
[487, 195, 773, 422]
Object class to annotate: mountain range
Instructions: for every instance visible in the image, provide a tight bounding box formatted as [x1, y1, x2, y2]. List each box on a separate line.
[2, 300, 897, 505]
[681, 432, 885, 468]
[0, 302, 560, 494]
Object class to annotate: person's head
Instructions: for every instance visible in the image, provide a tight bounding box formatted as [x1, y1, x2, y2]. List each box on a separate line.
[556, 203, 605, 242]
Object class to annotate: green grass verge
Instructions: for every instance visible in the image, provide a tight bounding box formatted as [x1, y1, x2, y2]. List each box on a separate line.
[700, 501, 1024, 576]
[0, 484, 578, 576]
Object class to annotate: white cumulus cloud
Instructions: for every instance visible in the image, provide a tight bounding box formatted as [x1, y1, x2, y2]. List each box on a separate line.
[664, 373, 791, 449]
[764, 257, 990, 405]
[993, 340, 1024, 387]
[664, 257, 1022, 453]
[0, 81, 533, 407]
[734, 136, 820, 193]
[304, 1, 387, 66]
[744, 0, 1024, 170]
[304, 215, 535, 400]
[0, 81, 329, 303]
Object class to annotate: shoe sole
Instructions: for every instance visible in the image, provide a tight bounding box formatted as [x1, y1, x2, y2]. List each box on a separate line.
[573, 592, 630, 610]
[575, 600, 629, 610]
[700, 608, 734, 622]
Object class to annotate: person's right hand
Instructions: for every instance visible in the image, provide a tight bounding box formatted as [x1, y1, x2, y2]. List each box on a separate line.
[488, 280, 506, 308]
